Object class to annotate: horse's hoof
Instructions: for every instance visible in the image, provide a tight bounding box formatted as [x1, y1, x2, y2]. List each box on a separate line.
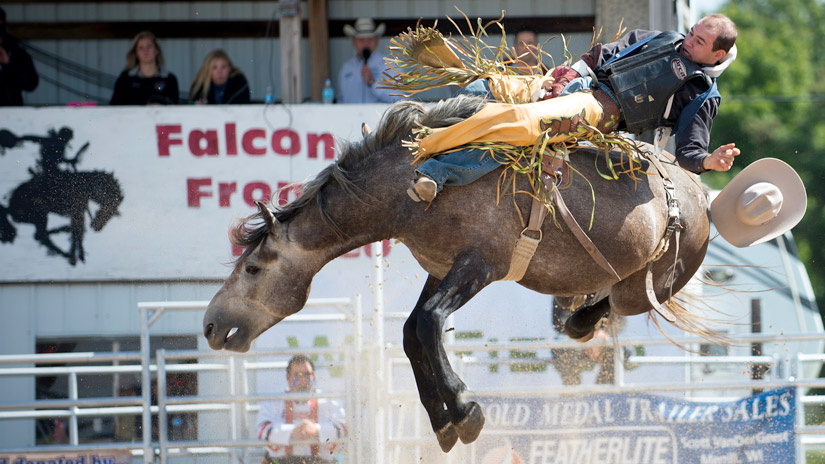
[435, 422, 458, 453]
[564, 317, 597, 342]
[455, 401, 485, 444]
[572, 328, 596, 343]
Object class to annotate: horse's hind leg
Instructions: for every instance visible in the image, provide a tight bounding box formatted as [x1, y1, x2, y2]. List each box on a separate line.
[416, 248, 496, 446]
[563, 296, 612, 341]
[403, 275, 458, 453]
[0, 205, 16, 243]
[32, 218, 72, 262]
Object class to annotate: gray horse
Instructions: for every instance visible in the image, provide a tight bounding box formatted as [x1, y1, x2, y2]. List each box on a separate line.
[202, 95, 710, 452]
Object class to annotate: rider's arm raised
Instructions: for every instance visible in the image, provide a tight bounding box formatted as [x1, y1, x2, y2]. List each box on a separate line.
[669, 80, 723, 174]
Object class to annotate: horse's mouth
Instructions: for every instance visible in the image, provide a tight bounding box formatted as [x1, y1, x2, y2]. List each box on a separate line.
[225, 327, 239, 343]
[203, 311, 279, 352]
[221, 326, 259, 352]
[204, 322, 246, 351]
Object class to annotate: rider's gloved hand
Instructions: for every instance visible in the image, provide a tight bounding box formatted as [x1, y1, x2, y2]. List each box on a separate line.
[540, 42, 604, 100]
[542, 66, 580, 99]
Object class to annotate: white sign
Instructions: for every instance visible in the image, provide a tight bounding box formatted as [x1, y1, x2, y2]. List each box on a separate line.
[0, 104, 391, 281]
[0, 103, 557, 357]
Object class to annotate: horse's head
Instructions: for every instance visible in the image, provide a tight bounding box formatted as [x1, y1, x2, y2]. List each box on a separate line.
[90, 195, 123, 231]
[89, 173, 124, 231]
[203, 201, 316, 352]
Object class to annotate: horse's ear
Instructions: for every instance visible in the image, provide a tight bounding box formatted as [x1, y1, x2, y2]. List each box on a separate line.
[361, 122, 372, 137]
[255, 201, 276, 234]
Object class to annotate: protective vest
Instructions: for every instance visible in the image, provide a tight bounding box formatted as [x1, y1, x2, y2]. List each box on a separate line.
[284, 399, 319, 457]
[599, 31, 713, 134]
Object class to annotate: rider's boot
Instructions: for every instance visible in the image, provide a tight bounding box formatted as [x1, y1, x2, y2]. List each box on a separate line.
[407, 176, 438, 203]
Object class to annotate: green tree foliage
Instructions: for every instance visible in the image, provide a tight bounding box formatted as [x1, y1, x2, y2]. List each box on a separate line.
[706, 0, 825, 310]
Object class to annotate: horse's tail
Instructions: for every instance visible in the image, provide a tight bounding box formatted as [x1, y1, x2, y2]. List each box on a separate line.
[609, 253, 731, 349]
[0, 204, 17, 243]
[648, 290, 731, 349]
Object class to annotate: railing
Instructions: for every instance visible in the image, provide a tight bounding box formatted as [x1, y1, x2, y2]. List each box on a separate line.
[139, 297, 363, 464]
[3, 301, 825, 464]
[381, 332, 825, 464]
[0, 296, 364, 463]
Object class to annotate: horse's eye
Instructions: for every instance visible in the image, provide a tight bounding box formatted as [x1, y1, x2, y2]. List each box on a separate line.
[245, 265, 260, 275]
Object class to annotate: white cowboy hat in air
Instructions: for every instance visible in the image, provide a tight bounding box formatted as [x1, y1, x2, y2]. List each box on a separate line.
[711, 158, 807, 247]
[344, 18, 386, 38]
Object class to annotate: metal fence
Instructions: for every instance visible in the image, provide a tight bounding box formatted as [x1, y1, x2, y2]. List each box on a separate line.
[2, 299, 825, 464]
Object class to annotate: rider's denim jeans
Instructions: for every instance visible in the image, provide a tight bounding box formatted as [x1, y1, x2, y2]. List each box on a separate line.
[416, 148, 505, 192]
[414, 79, 501, 191]
[413, 77, 618, 191]
[457, 79, 494, 98]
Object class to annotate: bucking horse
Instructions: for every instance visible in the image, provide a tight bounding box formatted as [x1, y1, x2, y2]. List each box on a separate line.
[202, 95, 711, 452]
[0, 170, 124, 265]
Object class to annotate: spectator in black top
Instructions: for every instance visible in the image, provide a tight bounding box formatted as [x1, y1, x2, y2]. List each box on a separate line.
[189, 49, 250, 104]
[0, 7, 39, 106]
[110, 31, 179, 105]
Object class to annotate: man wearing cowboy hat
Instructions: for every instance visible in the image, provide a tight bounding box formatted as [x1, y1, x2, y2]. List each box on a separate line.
[337, 18, 401, 104]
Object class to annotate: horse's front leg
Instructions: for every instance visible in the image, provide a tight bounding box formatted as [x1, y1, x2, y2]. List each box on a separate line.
[403, 275, 459, 453]
[70, 213, 86, 263]
[416, 248, 496, 446]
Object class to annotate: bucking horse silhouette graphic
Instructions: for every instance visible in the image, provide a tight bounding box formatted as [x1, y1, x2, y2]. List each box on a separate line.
[0, 128, 124, 265]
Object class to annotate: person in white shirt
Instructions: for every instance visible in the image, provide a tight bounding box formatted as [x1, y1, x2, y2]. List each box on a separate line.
[336, 17, 402, 104]
[256, 355, 347, 464]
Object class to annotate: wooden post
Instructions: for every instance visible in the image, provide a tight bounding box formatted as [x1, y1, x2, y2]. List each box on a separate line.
[308, 0, 330, 102]
[279, 0, 302, 104]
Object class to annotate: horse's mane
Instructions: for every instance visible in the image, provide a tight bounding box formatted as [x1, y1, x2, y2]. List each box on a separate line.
[230, 94, 488, 257]
[81, 170, 121, 184]
[78, 170, 123, 196]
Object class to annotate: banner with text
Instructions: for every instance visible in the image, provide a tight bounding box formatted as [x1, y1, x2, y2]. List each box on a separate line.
[0, 104, 394, 281]
[474, 387, 796, 464]
[0, 451, 131, 464]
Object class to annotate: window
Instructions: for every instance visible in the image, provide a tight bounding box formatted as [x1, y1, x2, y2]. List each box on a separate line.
[35, 336, 197, 445]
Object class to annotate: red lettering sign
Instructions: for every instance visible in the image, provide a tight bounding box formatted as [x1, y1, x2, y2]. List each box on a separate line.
[218, 182, 237, 207]
[307, 133, 335, 159]
[225, 123, 238, 156]
[272, 129, 300, 156]
[243, 182, 272, 206]
[189, 129, 219, 156]
[276, 182, 302, 206]
[232, 243, 246, 257]
[156, 123, 336, 158]
[156, 124, 182, 156]
[242, 129, 267, 155]
[187, 178, 213, 207]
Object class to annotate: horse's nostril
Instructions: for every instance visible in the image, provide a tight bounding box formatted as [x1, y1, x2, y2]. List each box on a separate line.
[204, 323, 214, 338]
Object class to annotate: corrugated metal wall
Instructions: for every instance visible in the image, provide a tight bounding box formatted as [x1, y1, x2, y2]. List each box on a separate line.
[1, 281, 221, 338]
[3, 0, 600, 105]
